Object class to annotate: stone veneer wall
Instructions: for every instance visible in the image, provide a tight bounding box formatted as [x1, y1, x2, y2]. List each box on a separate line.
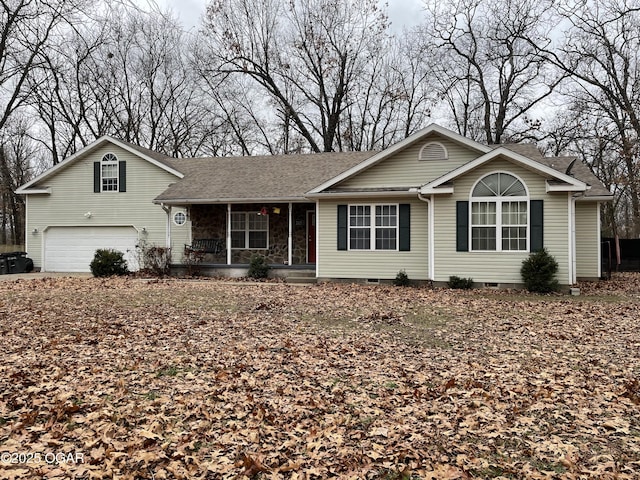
[189, 203, 314, 264]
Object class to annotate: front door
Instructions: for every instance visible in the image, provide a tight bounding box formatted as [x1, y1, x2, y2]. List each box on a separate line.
[307, 211, 316, 263]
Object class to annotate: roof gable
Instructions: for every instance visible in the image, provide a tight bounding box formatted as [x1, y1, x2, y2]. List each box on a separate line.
[16, 136, 183, 194]
[419, 147, 588, 194]
[308, 124, 491, 194]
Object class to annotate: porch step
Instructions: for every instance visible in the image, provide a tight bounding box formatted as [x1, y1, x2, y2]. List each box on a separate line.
[285, 270, 316, 284]
[286, 269, 315, 277]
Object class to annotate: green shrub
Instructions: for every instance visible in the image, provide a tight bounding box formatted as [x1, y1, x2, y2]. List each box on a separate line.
[247, 254, 270, 279]
[393, 269, 410, 287]
[521, 248, 559, 293]
[90, 249, 129, 277]
[448, 275, 474, 289]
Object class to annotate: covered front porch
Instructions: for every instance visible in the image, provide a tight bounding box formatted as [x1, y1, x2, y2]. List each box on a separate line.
[169, 202, 317, 278]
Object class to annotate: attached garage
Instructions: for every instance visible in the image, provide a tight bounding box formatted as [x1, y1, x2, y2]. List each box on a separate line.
[43, 226, 139, 272]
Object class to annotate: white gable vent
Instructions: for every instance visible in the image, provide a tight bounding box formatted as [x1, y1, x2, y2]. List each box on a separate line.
[419, 142, 448, 161]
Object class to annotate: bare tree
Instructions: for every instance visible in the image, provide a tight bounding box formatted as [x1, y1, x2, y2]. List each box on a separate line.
[0, 0, 86, 246]
[342, 30, 437, 151]
[426, 0, 562, 144]
[536, 0, 640, 237]
[199, 0, 389, 153]
[0, 116, 40, 245]
[29, 4, 225, 162]
[0, 0, 86, 132]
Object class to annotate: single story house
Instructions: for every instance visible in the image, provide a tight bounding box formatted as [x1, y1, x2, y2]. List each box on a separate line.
[17, 124, 612, 286]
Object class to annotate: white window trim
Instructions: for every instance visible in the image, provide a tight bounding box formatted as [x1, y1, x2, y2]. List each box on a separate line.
[347, 203, 399, 251]
[419, 141, 448, 161]
[230, 212, 269, 250]
[469, 171, 530, 253]
[173, 211, 187, 226]
[470, 198, 529, 252]
[101, 152, 119, 193]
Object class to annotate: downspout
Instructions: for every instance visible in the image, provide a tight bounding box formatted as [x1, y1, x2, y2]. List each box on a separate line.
[417, 193, 435, 281]
[226, 204, 232, 265]
[568, 193, 576, 285]
[315, 200, 319, 278]
[161, 203, 171, 249]
[288, 202, 293, 266]
[597, 202, 602, 278]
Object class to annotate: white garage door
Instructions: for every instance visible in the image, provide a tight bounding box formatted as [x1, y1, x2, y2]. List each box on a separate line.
[44, 226, 139, 272]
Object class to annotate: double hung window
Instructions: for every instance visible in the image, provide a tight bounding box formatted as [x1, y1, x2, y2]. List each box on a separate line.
[349, 204, 398, 251]
[471, 173, 528, 252]
[101, 153, 118, 192]
[231, 212, 268, 249]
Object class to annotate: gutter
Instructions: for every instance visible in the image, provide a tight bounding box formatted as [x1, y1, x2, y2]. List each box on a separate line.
[153, 197, 307, 205]
[305, 190, 416, 199]
[574, 194, 614, 202]
[15, 187, 51, 195]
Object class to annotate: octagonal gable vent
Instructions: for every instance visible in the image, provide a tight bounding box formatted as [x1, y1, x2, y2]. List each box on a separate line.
[419, 142, 448, 161]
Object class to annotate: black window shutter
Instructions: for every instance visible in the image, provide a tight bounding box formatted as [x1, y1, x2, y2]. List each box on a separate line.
[456, 201, 469, 252]
[399, 204, 410, 251]
[530, 200, 544, 252]
[337, 205, 348, 251]
[94, 162, 101, 193]
[118, 161, 126, 192]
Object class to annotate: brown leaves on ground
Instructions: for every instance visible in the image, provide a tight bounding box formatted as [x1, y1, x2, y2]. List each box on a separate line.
[0, 273, 639, 479]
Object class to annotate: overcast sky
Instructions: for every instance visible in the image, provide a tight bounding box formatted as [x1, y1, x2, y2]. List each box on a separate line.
[150, 0, 425, 31]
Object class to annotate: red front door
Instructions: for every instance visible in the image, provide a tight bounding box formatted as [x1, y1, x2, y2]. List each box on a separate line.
[307, 211, 316, 263]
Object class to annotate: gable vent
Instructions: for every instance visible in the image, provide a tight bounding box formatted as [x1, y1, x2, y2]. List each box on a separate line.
[419, 142, 448, 161]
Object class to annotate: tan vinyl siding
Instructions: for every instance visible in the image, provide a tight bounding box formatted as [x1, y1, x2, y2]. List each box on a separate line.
[317, 197, 429, 280]
[432, 159, 571, 285]
[339, 134, 483, 188]
[24, 144, 188, 270]
[575, 202, 600, 279]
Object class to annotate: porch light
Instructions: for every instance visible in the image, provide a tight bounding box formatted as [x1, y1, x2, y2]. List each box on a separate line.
[272, 207, 281, 214]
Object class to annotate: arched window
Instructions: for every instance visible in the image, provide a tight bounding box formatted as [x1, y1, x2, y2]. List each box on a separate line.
[419, 142, 448, 161]
[101, 153, 119, 192]
[470, 172, 528, 251]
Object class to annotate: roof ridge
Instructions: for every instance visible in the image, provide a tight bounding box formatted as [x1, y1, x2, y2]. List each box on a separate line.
[175, 150, 378, 162]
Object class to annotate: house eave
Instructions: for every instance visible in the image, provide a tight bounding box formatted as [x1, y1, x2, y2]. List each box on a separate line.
[306, 190, 416, 199]
[153, 197, 310, 205]
[545, 180, 587, 193]
[15, 187, 51, 195]
[574, 195, 614, 202]
[420, 147, 588, 194]
[417, 186, 454, 195]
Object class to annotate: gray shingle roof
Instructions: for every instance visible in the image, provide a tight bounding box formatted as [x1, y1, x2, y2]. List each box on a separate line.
[154, 151, 376, 203]
[117, 140, 176, 166]
[501, 143, 544, 159]
[538, 157, 612, 197]
[143, 139, 610, 203]
[499, 144, 612, 198]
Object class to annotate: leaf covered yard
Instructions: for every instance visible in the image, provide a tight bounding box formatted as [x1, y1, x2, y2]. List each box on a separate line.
[1, 275, 639, 479]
